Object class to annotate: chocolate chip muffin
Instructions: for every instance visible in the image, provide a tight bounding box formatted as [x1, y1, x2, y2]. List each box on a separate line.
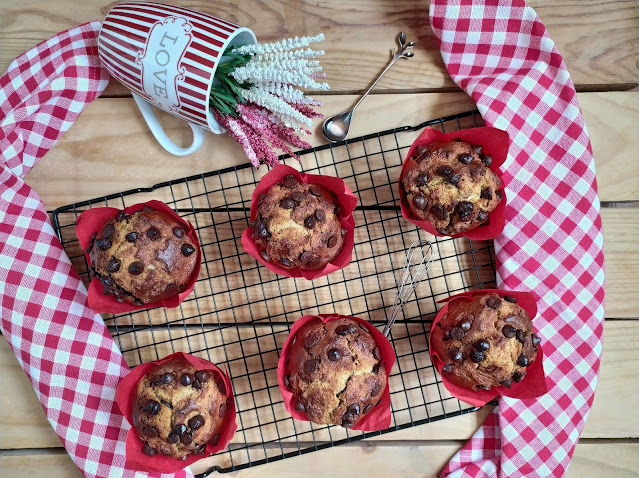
[431, 293, 540, 391]
[252, 174, 346, 270]
[87, 207, 198, 304]
[132, 358, 229, 459]
[283, 317, 386, 427]
[402, 139, 502, 235]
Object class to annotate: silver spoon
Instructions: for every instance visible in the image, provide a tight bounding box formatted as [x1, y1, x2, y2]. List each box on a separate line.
[322, 32, 415, 143]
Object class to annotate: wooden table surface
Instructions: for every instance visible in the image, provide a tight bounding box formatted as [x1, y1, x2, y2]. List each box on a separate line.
[1, 1, 638, 477]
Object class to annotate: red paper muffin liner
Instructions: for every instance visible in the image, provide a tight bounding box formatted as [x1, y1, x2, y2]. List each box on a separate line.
[75, 200, 201, 314]
[241, 164, 358, 280]
[277, 314, 396, 431]
[114, 352, 237, 473]
[398, 126, 509, 240]
[429, 289, 548, 407]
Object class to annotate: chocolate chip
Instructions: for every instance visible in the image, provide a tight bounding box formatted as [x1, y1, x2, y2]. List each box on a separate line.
[96, 238, 112, 251]
[300, 251, 314, 264]
[496, 189, 503, 199]
[470, 350, 485, 363]
[372, 363, 381, 375]
[86, 233, 96, 254]
[516, 329, 526, 344]
[102, 285, 114, 296]
[114, 293, 126, 303]
[254, 219, 270, 238]
[173, 227, 184, 238]
[143, 426, 158, 438]
[458, 154, 473, 165]
[165, 284, 178, 296]
[295, 401, 306, 412]
[454, 137, 462, 142]
[449, 327, 464, 340]
[457, 201, 474, 219]
[209, 434, 221, 446]
[283, 175, 298, 188]
[161, 373, 175, 384]
[475, 340, 490, 351]
[115, 211, 126, 221]
[472, 144, 483, 154]
[304, 359, 320, 374]
[334, 204, 341, 217]
[481, 154, 493, 167]
[303, 334, 320, 349]
[167, 433, 179, 444]
[102, 223, 115, 238]
[513, 371, 526, 383]
[180, 433, 193, 446]
[327, 235, 337, 248]
[257, 192, 267, 206]
[371, 382, 383, 397]
[413, 145, 431, 161]
[442, 363, 453, 375]
[327, 348, 341, 361]
[503, 295, 517, 303]
[260, 250, 270, 262]
[477, 210, 488, 222]
[363, 403, 373, 414]
[161, 400, 173, 410]
[180, 373, 193, 386]
[347, 403, 360, 416]
[500, 378, 513, 388]
[430, 204, 448, 221]
[188, 415, 205, 430]
[309, 187, 322, 197]
[449, 348, 464, 363]
[481, 187, 493, 200]
[292, 192, 305, 203]
[142, 443, 157, 456]
[413, 195, 428, 210]
[151, 375, 162, 386]
[279, 257, 292, 267]
[532, 333, 541, 348]
[106, 257, 120, 273]
[214, 376, 226, 395]
[315, 209, 326, 222]
[372, 346, 382, 361]
[449, 173, 461, 185]
[476, 385, 491, 391]
[336, 324, 356, 336]
[304, 215, 316, 229]
[192, 444, 207, 455]
[219, 402, 227, 418]
[340, 227, 347, 236]
[416, 173, 428, 186]
[125, 232, 137, 243]
[460, 320, 472, 332]
[146, 227, 160, 241]
[486, 296, 502, 309]
[128, 261, 143, 275]
[181, 244, 195, 256]
[280, 197, 295, 209]
[517, 354, 530, 367]
[502, 324, 516, 338]
[142, 400, 160, 415]
[437, 165, 452, 177]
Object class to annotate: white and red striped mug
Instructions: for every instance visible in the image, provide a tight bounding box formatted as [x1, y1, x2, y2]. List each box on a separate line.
[98, 2, 256, 156]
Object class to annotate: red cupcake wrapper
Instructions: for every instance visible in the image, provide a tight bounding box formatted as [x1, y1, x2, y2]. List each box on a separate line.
[75, 200, 201, 314]
[114, 352, 237, 473]
[241, 164, 358, 280]
[277, 314, 396, 431]
[429, 289, 548, 407]
[398, 127, 510, 240]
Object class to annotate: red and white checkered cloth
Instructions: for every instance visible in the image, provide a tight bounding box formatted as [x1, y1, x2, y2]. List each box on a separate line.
[430, 1, 605, 476]
[0, 22, 193, 478]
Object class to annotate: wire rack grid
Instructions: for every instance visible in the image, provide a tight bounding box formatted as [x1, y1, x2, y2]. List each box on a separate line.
[52, 110, 497, 475]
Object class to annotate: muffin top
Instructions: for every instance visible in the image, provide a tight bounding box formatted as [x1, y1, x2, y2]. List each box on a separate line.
[252, 174, 346, 270]
[402, 139, 502, 235]
[87, 207, 198, 304]
[284, 317, 386, 427]
[430, 293, 540, 391]
[131, 358, 229, 459]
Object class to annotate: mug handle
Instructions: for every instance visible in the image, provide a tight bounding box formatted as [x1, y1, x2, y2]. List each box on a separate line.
[132, 93, 205, 156]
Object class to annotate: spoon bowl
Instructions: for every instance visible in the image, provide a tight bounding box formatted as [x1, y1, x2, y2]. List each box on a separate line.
[322, 110, 353, 143]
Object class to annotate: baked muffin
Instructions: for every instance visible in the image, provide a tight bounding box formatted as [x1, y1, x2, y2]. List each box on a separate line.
[283, 317, 386, 427]
[131, 358, 229, 459]
[402, 139, 502, 235]
[252, 174, 346, 270]
[430, 292, 540, 390]
[86, 207, 198, 304]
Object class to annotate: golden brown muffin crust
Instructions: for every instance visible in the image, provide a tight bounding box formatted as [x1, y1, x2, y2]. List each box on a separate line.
[284, 318, 386, 427]
[88, 208, 198, 304]
[431, 293, 540, 390]
[252, 175, 346, 270]
[402, 140, 502, 235]
[132, 358, 228, 459]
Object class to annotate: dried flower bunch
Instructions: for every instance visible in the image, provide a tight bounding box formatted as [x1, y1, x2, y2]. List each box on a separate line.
[210, 34, 329, 167]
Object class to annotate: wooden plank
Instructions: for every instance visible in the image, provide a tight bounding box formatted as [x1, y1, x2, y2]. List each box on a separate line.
[1, 441, 638, 477]
[2, 319, 636, 449]
[1, 1, 637, 96]
[22, 92, 639, 208]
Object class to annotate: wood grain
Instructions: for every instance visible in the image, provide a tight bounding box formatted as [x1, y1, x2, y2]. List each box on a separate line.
[1, 1, 637, 96]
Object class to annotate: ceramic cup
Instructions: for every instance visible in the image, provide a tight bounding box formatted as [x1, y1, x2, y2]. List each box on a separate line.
[98, 1, 256, 156]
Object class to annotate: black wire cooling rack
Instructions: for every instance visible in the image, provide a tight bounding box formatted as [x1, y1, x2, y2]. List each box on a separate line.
[52, 110, 497, 475]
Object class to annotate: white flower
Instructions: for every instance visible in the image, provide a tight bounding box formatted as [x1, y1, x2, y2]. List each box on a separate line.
[232, 33, 325, 56]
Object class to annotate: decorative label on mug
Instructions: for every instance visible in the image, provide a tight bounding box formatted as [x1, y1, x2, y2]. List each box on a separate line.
[137, 17, 193, 111]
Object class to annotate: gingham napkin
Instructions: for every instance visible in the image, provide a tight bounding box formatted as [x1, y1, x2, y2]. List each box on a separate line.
[429, 1, 605, 476]
[0, 22, 193, 478]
